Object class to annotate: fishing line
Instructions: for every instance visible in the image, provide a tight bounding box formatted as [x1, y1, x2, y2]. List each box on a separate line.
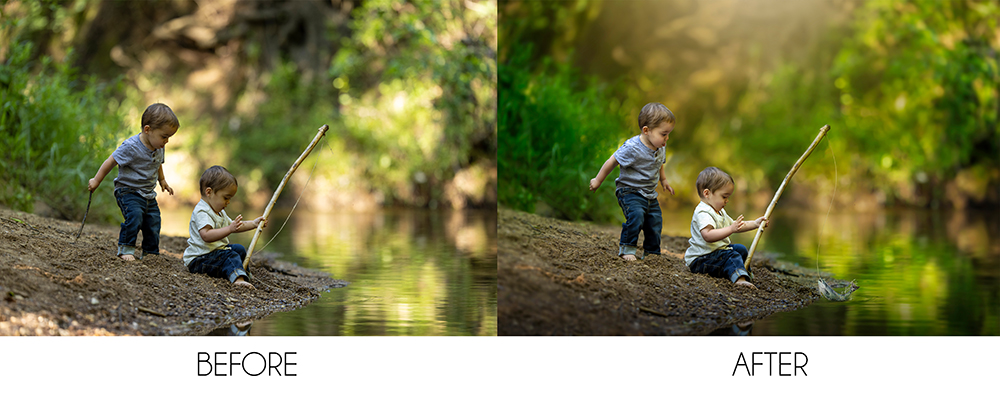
[813, 137, 858, 302]
[253, 137, 331, 254]
[815, 138, 838, 273]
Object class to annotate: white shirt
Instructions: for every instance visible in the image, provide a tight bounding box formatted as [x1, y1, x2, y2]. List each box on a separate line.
[684, 201, 734, 266]
[183, 199, 233, 266]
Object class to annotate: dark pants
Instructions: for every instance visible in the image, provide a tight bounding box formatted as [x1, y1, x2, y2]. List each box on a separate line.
[114, 188, 160, 258]
[689, 243, 751, 283]
[188, 244, 249, 284]
[616, 188, 662, 258]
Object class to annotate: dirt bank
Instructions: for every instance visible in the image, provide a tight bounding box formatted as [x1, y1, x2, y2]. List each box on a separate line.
[498, 208, 839, 335]
[0, 208, 346, 336]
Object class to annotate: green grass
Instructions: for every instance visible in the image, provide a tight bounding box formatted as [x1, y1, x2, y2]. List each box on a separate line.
[499, 47, 633, 222]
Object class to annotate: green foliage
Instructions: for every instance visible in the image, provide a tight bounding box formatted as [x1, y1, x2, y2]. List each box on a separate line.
[0, 41, 127, 221]
[324, 0, 497, 206]
[829, 0, 999, 204]
[228, 61, 338, 193]
[3, 0, 496, 217]
[738, 0, 1000, 206]
[503, 0, 1000, 218]
[499, 0, 601, 65]
[213, 0, 496, 209]
[499, 46, 629, 222]
[731, 63, 843, 190]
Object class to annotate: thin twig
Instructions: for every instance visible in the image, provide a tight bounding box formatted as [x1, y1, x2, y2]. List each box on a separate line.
[639, 306, 669, 317]
[137, 306, 166, 317]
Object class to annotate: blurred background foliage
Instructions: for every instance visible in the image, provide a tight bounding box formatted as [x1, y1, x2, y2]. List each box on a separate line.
[1, 0, 496, 223]
[500, 0, 999, 223]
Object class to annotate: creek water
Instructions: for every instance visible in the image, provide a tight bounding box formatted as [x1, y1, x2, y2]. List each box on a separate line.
[660, 207, 1000, 336]
[161, 208, 497, 336]
[160, 203, 998, 336]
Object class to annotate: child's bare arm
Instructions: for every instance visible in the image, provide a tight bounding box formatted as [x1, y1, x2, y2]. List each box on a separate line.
[724, 215, 768, 234]
[659, 165, 674, 196]
[88, 155, 118, 191]
[737, 216, 768, 232]
[700, 215, 745, 242]
[158, 165, 174, 195]
[589, 155, 620, 191]
[199, 214, 244, 242]
[232, 215, 267, 233]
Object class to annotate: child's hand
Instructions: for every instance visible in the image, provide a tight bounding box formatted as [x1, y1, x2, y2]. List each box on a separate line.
[661, 178, 675, 196]
[160, 179, 174, 195]
[730, 214, 745, 233]
[87, 178, 99, 192]
[253, 216, 267, 229]
[589, 178, 601, 191]
[229, 214, 244, 233]
[755, 216, 768, 229]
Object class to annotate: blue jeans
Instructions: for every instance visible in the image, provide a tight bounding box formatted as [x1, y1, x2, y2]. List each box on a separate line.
[188, 244, 249, 284]
[616, 188, 662, 258]
[114, 188, 160, 258]
[689, 243, 751, 283]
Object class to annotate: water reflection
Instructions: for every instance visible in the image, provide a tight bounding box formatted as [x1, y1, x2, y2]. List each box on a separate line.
[162, 207, 497, 336]
[238, 209, 497, 336]
[712, 207, 1000, 336]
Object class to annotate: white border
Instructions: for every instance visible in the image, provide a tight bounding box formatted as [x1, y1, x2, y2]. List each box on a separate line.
[2, 336, 995, 394]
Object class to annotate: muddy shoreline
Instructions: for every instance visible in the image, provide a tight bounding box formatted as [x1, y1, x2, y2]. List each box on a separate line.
[498, 208, 835, 335]
[0, 208, 345, 336]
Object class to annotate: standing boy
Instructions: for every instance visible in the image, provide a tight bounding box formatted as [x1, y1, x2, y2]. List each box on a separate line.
[88, 103, 178, 261]
[589, 102, 676, 261]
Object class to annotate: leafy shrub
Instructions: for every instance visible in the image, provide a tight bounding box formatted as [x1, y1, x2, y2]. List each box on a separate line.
[0, 42, 127, 222]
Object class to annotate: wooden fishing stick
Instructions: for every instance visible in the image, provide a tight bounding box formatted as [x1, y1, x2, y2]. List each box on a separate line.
[744, 124, 831, 274]
[243, 124, 329, 271]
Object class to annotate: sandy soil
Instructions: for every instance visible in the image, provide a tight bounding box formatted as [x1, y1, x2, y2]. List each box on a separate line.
[498, 208, 839, 335]
[0, 207, 346, 336]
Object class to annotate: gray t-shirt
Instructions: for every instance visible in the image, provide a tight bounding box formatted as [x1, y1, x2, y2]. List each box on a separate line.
[614, 135, 666, 199]
[183, 199, 233, 266]
[112, 134, 164, 199]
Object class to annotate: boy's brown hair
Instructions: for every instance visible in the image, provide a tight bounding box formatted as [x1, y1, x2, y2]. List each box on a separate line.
[638, 102, 675, 130]
[141, 103, 179, 131]
[199, 165, 238, 195]
[696, 166, 734, 197]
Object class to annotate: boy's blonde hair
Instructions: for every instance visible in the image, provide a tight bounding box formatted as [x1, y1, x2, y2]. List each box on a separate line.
[638, 102, 675, 130]
[696, 166, 734, 197]
[141, 103, 179, 131]
[199, 165, 238, 195]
